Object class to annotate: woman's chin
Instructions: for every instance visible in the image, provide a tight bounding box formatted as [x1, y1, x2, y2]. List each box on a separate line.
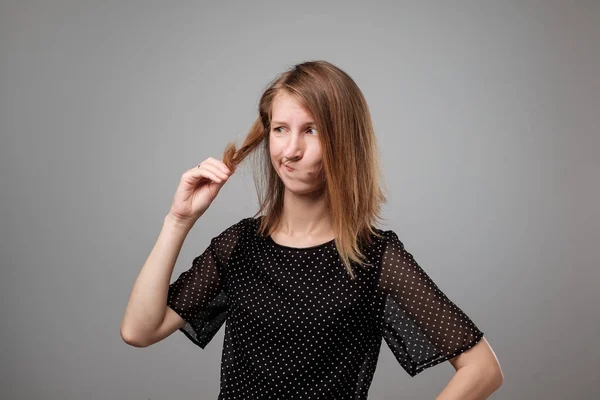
[282, 182, 326, 197]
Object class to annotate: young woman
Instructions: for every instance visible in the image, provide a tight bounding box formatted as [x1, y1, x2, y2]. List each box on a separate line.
[121, 60, 503, 399]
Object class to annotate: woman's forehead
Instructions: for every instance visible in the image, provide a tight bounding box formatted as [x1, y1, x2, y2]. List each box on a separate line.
[271, 93, 314, 122]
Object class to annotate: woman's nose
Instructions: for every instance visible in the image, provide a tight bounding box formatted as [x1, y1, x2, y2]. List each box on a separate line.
[283, 134, 303, 160]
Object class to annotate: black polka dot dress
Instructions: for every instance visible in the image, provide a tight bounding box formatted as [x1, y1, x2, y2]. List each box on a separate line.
[167, 216, 484, 399]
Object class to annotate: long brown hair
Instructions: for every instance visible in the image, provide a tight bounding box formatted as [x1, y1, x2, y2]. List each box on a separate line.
[221, 60, 388, 279]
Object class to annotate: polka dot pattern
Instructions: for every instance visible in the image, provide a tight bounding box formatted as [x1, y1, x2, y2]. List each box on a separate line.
[379, 230, 484, 377]
[167, 221, 239, 348]
[167, 217, 484, 398]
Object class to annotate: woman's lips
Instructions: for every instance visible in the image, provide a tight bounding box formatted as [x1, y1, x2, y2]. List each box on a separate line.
[283, 163, 294, 172]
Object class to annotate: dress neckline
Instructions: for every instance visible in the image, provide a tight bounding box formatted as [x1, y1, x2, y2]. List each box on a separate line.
[266, 234, 335, 251]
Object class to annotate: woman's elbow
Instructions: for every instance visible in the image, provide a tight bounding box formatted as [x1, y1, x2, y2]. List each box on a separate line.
[120, 323, 151, 348]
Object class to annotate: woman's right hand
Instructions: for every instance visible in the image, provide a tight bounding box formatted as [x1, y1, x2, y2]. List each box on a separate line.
[168, 157, 234, 224]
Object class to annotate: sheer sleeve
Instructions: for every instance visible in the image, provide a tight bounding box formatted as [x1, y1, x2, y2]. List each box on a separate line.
[167, 218, 245, 348]
[378, 230, 484, 377]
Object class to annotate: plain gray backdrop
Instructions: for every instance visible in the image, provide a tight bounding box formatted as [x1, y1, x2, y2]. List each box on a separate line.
[1, 1, 598, 399]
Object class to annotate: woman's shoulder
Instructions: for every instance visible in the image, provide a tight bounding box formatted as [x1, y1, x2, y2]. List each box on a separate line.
[214, 215, 263, 242]
[359, 226, 406, 258]
[207, 216, 259, 258]
[366, 225, 396, 243]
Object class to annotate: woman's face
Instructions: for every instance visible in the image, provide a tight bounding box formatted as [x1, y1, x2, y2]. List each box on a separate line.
[269, 92, 324, 196]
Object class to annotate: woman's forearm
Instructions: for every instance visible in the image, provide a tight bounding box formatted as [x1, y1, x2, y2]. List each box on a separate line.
[120, 213, 195, 343]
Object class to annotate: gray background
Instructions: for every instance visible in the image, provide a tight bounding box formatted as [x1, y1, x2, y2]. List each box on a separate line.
[1, 1, 598, 399]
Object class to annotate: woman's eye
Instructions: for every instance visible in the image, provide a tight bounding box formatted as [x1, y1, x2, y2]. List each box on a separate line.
[272, 127, 317, 134]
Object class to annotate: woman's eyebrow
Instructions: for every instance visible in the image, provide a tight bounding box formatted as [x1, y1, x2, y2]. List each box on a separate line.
[271, 120, 315, 126]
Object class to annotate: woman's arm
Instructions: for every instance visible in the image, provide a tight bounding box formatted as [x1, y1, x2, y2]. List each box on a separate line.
[435, 337, 504, 400]
[120, 213, 194, 347]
